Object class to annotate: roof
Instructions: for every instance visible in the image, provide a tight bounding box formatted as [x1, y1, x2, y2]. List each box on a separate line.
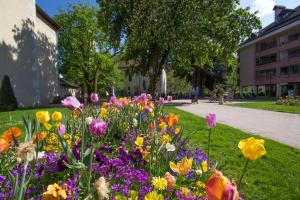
[36, 4, 60, 31]
[242, 5, 300, 47]
[59, 78, 80, 89]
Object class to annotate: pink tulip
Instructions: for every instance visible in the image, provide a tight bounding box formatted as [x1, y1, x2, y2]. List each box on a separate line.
[90, 93, 99, 103]
[167, 95, 172, 102]
[57, 124, 66, 135]
[222, 181, 239, 200]
[164, 172, 176, 189]
[61, 96, 81, 110]
[158, 97, 164, 105]
[89, 119, 107, 137]
[206, 113, 216, 128]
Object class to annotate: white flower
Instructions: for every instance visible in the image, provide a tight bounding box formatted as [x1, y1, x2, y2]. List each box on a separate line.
[95, 177, 109, 199]
[85, 116, 93, 125]
[133, 118, 138, 127]
[196, 169, 203, 175]
[166, 143, 175, 152]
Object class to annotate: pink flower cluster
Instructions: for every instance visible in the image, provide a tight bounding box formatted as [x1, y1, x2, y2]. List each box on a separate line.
[89, 119, 107, 137]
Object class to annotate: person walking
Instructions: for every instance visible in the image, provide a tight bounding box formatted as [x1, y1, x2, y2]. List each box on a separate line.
[195, 86, 200, 104]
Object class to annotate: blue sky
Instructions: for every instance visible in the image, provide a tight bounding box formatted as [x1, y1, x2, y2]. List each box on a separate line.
[37, 0, 299, 27]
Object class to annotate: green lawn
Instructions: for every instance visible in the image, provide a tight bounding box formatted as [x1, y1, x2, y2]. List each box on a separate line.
[165, 106, 300, 200]
[227, 101, 300, 114]
[0, 107, 70, 133]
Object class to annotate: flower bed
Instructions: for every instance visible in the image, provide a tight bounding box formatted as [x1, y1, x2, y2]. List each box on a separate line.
[0, 93, 266, 200]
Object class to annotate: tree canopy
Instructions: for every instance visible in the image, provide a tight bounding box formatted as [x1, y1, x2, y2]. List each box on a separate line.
[97, 0, 261, 94]
[55, 4, 122, 95]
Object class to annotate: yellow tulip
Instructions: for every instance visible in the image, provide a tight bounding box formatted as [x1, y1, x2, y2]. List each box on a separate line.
[36, 111, 50, 124]
[135, 136, 143, 147]
[51, 111, 62, 122]
[99, 108, 107, 118]
[169, 157, 193, 175]
[238, 137, 266, 160]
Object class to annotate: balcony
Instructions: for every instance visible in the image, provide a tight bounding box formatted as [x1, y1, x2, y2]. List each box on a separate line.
[279, 39, 300, 52]
[256, 41, 277, 57]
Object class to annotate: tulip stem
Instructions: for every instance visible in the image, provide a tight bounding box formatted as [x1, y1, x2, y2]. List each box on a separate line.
[80, 109, 85, 163]
[87, 139, 94, 193]
[238, 159, 249, 185]
[207, 128, 211, 169]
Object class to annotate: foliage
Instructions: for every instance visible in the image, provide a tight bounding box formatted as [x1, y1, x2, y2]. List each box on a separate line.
[98, 0, 260, 93]
[167, 71, 192, 93]
[276, 96, 300, 106]
[0, 75, 18, 112]
[0, 94, 267, 199]
[55, 4, 123, 95]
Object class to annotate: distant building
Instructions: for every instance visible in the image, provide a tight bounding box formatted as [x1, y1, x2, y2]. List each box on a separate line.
[239, 5, 300, 97]
[118, 61, 167, 96]
[0, 0, 78, 107]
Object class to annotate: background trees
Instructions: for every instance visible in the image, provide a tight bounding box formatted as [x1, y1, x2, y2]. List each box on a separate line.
[97, 0, 260, 94]
[55, 4, 122, 96]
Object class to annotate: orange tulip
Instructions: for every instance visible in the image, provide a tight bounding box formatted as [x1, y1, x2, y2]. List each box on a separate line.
[206, 171, 239, 200]
[169, 157, 193, 175]
[1, 127, 22, 143]
[167, 114, 179, 127]
[0, 139, 9, 153]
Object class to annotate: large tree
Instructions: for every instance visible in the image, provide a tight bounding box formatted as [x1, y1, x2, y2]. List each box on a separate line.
[55, 4, 122, 95]
[97, 0, 260, 94]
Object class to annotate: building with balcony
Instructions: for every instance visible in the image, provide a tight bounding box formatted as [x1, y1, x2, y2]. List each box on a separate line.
[239, 5, 300, 97]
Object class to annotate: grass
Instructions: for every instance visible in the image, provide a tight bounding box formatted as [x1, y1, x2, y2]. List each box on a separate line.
[0, 107, 70, 133]
[1, 106, 299, 199]
[227, 101, 300, 114]
[165, 106, 300, 200]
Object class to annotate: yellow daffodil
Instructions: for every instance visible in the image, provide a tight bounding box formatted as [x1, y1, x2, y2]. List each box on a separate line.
[152, 177, 167, 190]
[144, 191, 163, 200]
[36, 111, 50, 124]
[51, 111, 62, 122]
[43, 122, 52, 131]
[169, 157, 193, 175]
[161, 134, 171, 144]
[238, 137, 266, 160]
[175, 127, 180, 134]
[135, 136, 143, 147]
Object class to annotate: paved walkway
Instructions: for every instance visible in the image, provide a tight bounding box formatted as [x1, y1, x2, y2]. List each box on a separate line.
[173, 100, 300, 149]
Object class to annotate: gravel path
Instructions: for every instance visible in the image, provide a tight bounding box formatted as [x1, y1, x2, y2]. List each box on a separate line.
[173, 100, 300, 149]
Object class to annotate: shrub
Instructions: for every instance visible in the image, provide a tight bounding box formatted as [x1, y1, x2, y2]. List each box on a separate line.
[0, 75, 18, 111]
[276, 96, 300, 106]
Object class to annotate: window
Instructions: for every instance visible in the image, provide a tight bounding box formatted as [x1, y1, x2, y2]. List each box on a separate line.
[256, 69, 276, 79]
[288, 32, 300, 42]
[280, 67, 289, 75]
[290, 64, 300, 74]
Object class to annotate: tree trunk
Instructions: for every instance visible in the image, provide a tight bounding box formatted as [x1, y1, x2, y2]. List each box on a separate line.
[94, 70, 100, 92]
[148, 46, 160, 96]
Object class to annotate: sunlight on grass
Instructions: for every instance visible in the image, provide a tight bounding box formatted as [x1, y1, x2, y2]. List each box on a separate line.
[165, 106, 300, 200]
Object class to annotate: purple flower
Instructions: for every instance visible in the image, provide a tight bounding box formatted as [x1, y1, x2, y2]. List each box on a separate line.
[206, 113, 216, 128]
[89, 119, 107, 137]
[61, 96, 81, 110]
[90, 93, 99, 103]
[167, 95, 172, 102]
[158, 97, 164, 105]
[57, 124, 66, 135]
